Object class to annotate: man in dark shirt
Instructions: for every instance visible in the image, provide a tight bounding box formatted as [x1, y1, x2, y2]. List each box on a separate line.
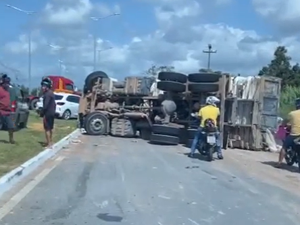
[0, 74, 15, 144]
[40, 78, 56, 147]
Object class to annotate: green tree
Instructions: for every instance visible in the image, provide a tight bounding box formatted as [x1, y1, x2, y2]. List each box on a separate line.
[145, 65, 174, 76]
[258, 46, 299, 87]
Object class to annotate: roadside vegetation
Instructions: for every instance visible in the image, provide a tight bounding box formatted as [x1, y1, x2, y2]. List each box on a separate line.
[0, 113, 76, 176]
[258, 46, 300, 117]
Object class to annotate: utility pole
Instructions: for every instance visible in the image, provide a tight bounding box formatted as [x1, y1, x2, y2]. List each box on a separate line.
[6, 4, 36, 93]
[97, 47, 113, 70]
[90, 13, 120, 71]
[48, 44, 64, 75]
[202, 44, 217, 70]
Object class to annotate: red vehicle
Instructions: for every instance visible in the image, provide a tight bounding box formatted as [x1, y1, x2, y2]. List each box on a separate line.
[27, 75, 80, 110]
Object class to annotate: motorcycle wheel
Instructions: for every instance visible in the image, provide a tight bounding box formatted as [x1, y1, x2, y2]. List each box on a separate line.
[297, 153, 300, 172]
[207, 146, 214, 162]
[285, 151, 295, 166]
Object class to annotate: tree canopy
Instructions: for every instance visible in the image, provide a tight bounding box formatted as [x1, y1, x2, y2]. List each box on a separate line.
[258, 46, 300, 88]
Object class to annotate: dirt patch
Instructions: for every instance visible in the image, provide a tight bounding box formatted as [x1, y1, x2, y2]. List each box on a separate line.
[215, 149, 300, 196]
[28, 123, 44, 132]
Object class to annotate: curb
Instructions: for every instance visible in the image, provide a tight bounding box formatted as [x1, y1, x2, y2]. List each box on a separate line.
[0, 128, 81, 197]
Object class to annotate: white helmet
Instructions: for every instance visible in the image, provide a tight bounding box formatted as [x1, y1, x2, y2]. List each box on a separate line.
[205, 96, 220, 106]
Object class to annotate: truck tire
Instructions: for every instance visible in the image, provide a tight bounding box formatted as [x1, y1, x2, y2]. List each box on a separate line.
[158, 72, 187, 83]
[188, 129, 197, 139]
[84, 111, 108, 135]
[150, 133, 179, 145]
[84, 71, 108, 92]
[188, 73, 222, 83]
[157, 81, 185, 92]
[110, 118, 136, 137]
[188, 83, 219, 93]
[185, 139, 193, 148]
[179, 127, 188, 144]
[152, 124, 180, 136]
[140, 129, 151, 140]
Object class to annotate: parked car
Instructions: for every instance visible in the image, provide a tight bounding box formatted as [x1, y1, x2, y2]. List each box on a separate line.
[0, 84, 30, 130]
[36, 92, 80, 120]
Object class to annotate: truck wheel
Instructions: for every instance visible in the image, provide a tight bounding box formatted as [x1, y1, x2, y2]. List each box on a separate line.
[84, 112, 108, 135]
[158, 72, 187, 83]
[30, 98, 38, 110]
[140, 129, 151, 140]
[85, 71, 108, 92]
[187, 129, 197, 139]
[110, 118, 136, 137]
[157, 81, 185, 92]
[152, 124, 180, 136]
[150, 133, 179, 145]
[188, 72, 222, 83]
[188, 83, 219, 93]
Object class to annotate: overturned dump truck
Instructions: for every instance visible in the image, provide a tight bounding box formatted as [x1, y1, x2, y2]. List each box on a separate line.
[78, 70, 225, 146]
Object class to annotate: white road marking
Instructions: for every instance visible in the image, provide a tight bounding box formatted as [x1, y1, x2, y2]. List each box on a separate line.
[0, 156, 65, 220]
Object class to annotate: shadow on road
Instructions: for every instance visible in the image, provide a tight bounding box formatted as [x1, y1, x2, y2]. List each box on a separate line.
[261, 161, 300, 173]
[97, 213, 123, 222]
[183, 152, 210, 161]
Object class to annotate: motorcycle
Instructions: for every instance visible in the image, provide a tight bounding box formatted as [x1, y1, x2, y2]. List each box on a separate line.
[198, 119, 218, 161]
[285, 138, 300, 171]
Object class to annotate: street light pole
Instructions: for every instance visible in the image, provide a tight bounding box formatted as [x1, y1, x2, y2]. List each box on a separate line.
[97, 47, 113, 70]
[6, 4, 36, 93]
[48, 44, 64, 75]
[203, 44, 217, 70]
[90, 13, 120, 71]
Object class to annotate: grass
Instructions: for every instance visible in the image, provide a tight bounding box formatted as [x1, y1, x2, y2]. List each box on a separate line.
[280, 85, 300, 118]
[0, 113, 77, 176]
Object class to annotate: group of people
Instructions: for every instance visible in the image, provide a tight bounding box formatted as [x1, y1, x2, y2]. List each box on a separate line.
[0, 75, 57, 148]
[188, 94, 300, 165]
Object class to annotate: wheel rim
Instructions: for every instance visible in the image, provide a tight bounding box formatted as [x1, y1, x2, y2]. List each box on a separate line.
[91, 118, 103, 131]
[64, 111, 71, 119]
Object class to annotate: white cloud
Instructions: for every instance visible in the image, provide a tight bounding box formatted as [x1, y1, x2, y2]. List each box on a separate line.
[42, 0, 93, 26]
[3, 0, 300, 88]
[253, 0, 300, 34]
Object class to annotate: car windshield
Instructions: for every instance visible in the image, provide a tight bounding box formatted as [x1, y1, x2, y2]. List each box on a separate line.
[55, 94, 63, 100]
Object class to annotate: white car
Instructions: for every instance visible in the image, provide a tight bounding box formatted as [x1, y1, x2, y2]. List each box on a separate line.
[36, 92, 80, 120]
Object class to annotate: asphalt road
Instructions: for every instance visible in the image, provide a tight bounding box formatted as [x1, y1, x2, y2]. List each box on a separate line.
[0, 135, 300, 225]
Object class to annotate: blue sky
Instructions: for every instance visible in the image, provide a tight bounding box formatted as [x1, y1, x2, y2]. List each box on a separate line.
[0, 0, 298, 87]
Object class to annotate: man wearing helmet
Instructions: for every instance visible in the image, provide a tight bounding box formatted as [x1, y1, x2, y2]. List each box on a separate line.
[0, 74, 15, 143]
[40, 77, 56, 148]
[277, 98, 300, 167]
[188, 95, 223, 159]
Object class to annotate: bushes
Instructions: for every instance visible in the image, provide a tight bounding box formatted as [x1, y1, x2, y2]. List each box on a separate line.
[280, 85, 300, 117]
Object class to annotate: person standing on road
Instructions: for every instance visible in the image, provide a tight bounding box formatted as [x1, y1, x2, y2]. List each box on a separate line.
[277, 99, 300, 167]
[188, 96, 223, 159]
[0, 74, 15, 144]
[40, 78, 56, 148]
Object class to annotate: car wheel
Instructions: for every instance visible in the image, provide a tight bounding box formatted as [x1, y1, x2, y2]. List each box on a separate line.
[62, 110, 71, 120]
[30, 98, 39, 110]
